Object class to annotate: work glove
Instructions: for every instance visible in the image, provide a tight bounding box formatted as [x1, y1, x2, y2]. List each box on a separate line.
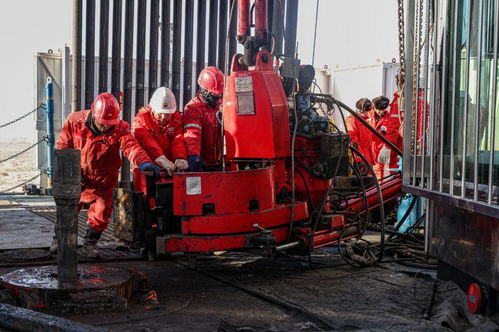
[187, 155, 206, 172]
[174, 159, 189, 171]
[138, 162, 161, 179]
[378, 145, 391, 164]
[154, 155, 176, 176]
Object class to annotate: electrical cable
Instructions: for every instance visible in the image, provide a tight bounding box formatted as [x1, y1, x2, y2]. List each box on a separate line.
[349, 145, 386, 263]
[287, 53, 300, 241]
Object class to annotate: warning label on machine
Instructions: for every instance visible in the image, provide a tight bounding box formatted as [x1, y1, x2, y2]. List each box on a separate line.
[235, 76, 253, 92]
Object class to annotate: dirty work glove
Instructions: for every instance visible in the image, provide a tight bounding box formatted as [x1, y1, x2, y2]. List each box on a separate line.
[187, 155, 206, 172]
[378, 145, 391, 164]
[154, 155, 176, 176]
[138, 162, 161, 179]
[174, 159, 189, 171]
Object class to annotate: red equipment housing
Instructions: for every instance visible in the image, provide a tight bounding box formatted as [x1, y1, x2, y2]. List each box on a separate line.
[125, 0, 402, 257]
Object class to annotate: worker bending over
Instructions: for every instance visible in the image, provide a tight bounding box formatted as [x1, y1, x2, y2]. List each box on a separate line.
[346, 98, 374, 173]
[184, 66, 224, 171]
[133, 87, 188, 188]
[370, 96, 391, 179]
[55, 93, 161, 258]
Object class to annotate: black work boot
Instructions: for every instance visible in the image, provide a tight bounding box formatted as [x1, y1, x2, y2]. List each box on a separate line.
[83, 227, 102, 258]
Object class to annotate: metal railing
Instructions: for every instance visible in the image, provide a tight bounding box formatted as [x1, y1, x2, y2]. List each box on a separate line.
[403, 0, 499, 217]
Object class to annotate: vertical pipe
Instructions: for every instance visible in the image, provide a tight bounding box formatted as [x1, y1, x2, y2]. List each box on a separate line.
[420, 0, 430, 189]
[46, 77, 54, 190]
[53, 149, 81, 282]
[449, 0, 459, 195]
[111, 0, 122, 101]
[121, 0, 135, 188]
[266, 0, 273, 52]
[254, 0, 267, 42]
[71, 0, 82, 112]
[160, 0, 171, 87]
[149, 0, 160, 100]
[196, 0, 207, 82]
[488, 0, 499, 204]
[461, 2, 473, 198]
[412, 0, 422, 187]
[284, 0, 298, 57]
[184, 0, 194, 106]
[135, 0, 147, 113]
[99, 0, 110, 94]
[208, 0, 218, 66]
[228, 0, 238, 61]
[429, 0, 438, 191]
[237, 0, 250, 38]
[171, 0, 183, 102]
[272, 0, 284, 56]
[311, 0, 320, 66]
[424, 198, 430, 255]
[85, 0, 96, 109]
[218, 0, 228, 70]
[403, 0, 416, 186]
[473, 0, 483, 201]
[438, 0, 448, 193]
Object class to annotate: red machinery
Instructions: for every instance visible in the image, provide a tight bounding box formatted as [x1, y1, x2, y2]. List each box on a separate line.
[114, 0, 402, 257]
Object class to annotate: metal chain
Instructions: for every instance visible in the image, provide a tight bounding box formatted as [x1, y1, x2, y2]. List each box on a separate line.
[0, 103, 46, 129]
[0, 173, 41, 193]
[397, 0, 406, 80]
[0, 137, 47, 164]
[410, 0, 424, 155]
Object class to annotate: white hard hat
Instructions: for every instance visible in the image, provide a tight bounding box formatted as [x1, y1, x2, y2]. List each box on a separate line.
[150, 87, 176, 114]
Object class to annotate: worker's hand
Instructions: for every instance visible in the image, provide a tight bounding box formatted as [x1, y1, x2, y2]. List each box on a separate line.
[154, 155, 176, 176]
[174, 159, 189, 171]
[187, 155, 206, 172]
[138, 162, 162, 179]
[378, 145, 391, 164]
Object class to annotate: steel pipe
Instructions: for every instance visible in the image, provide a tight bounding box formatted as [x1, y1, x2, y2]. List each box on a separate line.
[84, 0, 96, 109]
[149, 0, 160, 100]
[98, 0, 110, 94]
[160, 0, 171, 87]
[111, 0, 122, 101]
[172, 0, 182, 101]
[53, 149, 81, 282]
[135, 0, 147, 112]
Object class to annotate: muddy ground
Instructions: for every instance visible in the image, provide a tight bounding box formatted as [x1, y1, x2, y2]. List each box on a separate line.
[0, 196, 498, 331]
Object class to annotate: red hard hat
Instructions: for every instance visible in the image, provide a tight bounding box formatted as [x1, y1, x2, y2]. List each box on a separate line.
[197, 66, 224, 95]
[91, 93, 120, 125]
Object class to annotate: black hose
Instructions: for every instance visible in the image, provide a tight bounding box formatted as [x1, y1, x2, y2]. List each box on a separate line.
[350, 146, 386, 262]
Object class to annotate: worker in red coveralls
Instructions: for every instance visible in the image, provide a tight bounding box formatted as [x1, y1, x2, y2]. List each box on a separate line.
[184, 66, 224, 171]
[54, 93, 161, 258]
[346, 98, 374, 173]
[379, 74, 404, 173]
[370, 96, 391, 180]
[132, 87, 188, 190]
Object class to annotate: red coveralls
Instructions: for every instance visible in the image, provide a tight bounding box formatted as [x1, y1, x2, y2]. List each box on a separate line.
[183, 93, 222, 167]
[385, 91, 404, 172]
[57, 110, 151, 232]
[370, 110, 391, 179]
[384, 91, 428, 172]
[346, 112, 374, 166]
[132, 107, 187, 189]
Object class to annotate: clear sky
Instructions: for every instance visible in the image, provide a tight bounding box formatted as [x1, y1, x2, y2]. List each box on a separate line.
[0, 0, 398, 140]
